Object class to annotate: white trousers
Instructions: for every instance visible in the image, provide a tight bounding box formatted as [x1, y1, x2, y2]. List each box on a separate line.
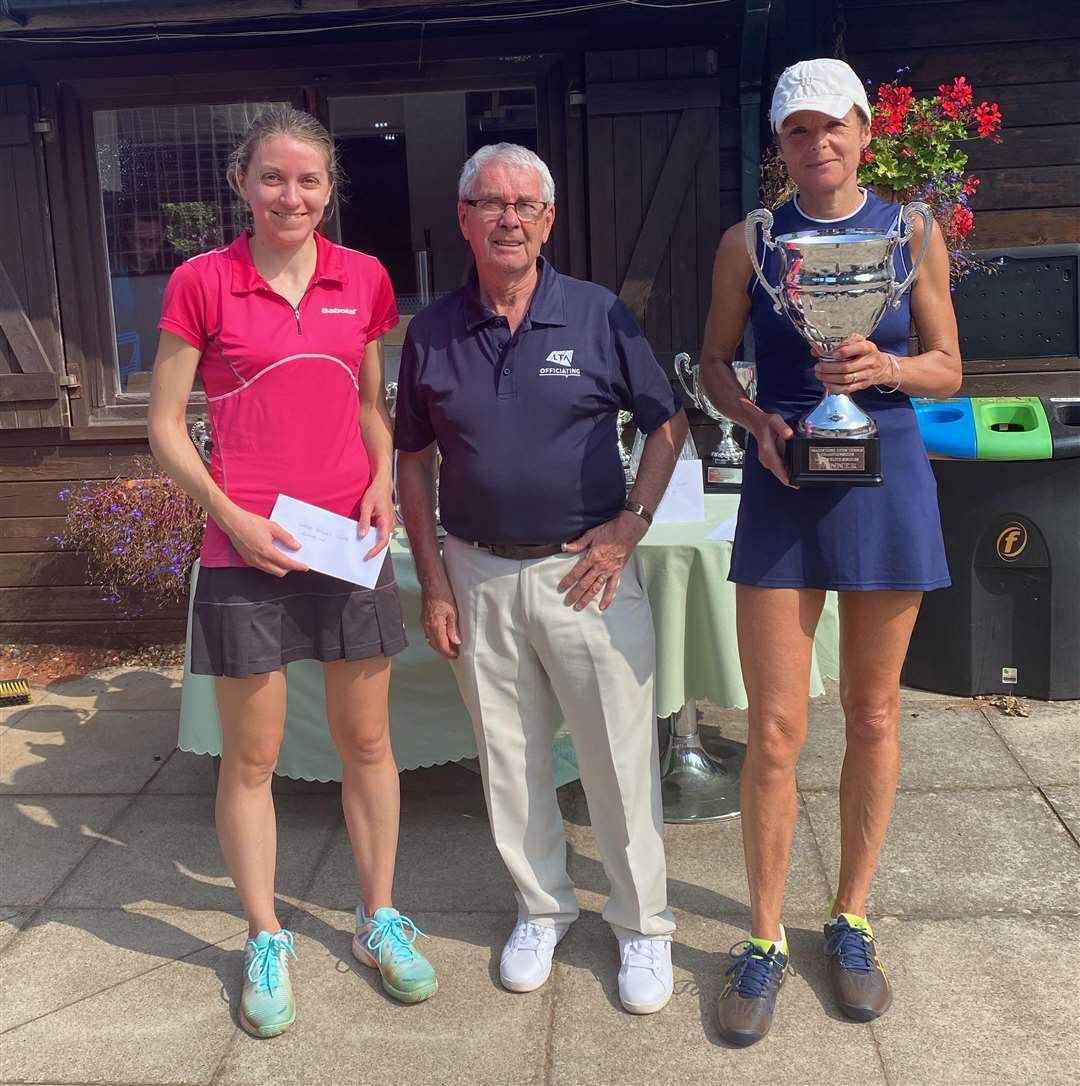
[443, 535, 675, 940]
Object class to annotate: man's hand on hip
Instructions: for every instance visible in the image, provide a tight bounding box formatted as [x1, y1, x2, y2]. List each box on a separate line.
[559, 512, 647, 611]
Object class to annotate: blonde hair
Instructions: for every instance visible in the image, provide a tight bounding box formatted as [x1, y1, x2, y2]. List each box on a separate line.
[227, 106, 343, 217]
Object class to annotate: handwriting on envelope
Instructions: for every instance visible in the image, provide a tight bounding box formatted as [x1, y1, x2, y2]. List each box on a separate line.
[270, 494, 389, 588]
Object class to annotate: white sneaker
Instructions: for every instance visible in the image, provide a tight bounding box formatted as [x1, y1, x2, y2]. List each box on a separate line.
[617, 936, 673, 1014]
[500, 921, 564, 993]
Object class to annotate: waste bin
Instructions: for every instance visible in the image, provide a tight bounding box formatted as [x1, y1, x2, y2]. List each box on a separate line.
[904, 396, 1080, 699]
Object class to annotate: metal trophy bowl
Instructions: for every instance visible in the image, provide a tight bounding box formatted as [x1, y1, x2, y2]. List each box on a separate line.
[745, 201, 932, 486]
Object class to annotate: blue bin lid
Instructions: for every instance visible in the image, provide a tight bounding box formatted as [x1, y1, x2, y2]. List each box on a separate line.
[913, 397, 978, 459]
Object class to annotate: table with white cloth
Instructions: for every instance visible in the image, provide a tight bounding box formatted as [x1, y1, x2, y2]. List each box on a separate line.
[177, 494, 840, 791]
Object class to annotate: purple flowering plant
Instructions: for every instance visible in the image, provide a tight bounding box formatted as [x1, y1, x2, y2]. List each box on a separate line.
[57, 459, 204, 612]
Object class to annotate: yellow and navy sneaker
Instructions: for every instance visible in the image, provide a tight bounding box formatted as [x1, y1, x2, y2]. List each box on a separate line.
[353, 906, 437, 1004]
[716, 927, 789, 1046]
[823, 913, 892, 1021]
[239, 929, 297, 1038]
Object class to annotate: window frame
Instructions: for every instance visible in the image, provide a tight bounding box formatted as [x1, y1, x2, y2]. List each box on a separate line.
[39, 52, 569, 435]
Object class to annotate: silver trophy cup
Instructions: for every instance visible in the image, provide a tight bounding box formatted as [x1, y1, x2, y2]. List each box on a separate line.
[745, 201, 932, 485]
[675, 353, 757, 489]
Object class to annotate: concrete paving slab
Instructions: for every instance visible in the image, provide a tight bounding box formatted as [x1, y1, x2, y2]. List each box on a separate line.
[1044, 784, 1080, 842]
[0, 906, 246, 1033]
[144, 748, 218, 794]
[36, 666, 183, 712]
[50, 794, 340, 911]
[1, 708, 181, 795]
[0, 933, 241, 1085]
[214, 908, 548, 1086]
[985, 702, 1080, 788]
[796, 703, 1028, 792]
[0, 910, 29, 953]
[304, 764, 516, 913]
[0, 795, 131, 908]
[870, 914, 1080, 1085]
[548, 911, 886, 1086]
[0, 703, 35, 729]
[566, 799, 830, 923]
[803, 788, 1080, 917]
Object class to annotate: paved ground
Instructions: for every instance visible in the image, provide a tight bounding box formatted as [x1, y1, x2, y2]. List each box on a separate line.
[1, 668, 1077, 1086]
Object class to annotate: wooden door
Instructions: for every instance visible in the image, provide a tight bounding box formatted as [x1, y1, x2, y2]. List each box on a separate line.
[585, 48, 741, 369]
[0, 85, 66, 430]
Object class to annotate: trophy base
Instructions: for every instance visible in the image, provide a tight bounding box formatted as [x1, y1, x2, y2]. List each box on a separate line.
[705, 462, 742, 493]
[787, 432, 883, 487]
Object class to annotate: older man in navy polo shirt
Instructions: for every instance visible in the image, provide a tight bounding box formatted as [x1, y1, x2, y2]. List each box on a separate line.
[395, 143, 688, 1015]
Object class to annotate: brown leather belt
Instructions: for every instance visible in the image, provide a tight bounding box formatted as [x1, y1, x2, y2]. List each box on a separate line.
[470, 540, 566, 560]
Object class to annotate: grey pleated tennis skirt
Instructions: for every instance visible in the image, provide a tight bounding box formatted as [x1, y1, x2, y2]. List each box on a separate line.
[190, 556, 407, 678]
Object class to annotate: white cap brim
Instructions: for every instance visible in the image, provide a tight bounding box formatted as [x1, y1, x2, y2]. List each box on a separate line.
[771, 94, 861, 132]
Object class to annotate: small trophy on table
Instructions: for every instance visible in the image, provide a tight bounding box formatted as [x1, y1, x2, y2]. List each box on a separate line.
[675, 353, 755, 491]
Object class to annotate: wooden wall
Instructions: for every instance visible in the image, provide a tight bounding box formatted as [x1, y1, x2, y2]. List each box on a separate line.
[0, 432, 188, 645]
[843, 0, 1080, 250]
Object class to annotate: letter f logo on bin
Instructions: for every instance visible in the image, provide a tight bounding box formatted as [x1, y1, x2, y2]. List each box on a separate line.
[996, 523, 1028, 561]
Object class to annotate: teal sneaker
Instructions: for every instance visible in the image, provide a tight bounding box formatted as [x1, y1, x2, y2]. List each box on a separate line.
[352, 906, 437, 1004]
[239, 929, 297, 1038]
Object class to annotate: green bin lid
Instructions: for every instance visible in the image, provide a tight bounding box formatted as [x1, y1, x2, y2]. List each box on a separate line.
[971, 397, 1053, 460]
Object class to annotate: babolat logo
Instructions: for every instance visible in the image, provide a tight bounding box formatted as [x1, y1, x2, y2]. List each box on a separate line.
[321, 306, 357, 315]
[540, 348, 581, 378]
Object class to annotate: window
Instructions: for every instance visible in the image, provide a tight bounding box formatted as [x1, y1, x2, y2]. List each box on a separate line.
[329, 87, 537, 314]
[93, 101, 284, 393]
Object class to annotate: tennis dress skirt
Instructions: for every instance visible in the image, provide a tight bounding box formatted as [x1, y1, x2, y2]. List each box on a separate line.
[189, 556, 407, 677]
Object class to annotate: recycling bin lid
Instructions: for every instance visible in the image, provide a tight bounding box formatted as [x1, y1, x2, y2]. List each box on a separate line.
[971, 396, 1053, 461]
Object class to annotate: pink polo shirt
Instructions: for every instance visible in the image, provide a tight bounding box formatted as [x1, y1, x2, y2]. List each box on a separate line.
[159, 231, 398, 567]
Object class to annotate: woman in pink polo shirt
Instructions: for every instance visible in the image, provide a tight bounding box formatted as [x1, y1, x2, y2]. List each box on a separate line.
[148, 107, 436, 1038]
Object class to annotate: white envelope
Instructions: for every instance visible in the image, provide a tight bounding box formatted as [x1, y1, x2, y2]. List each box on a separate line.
[654, 459, 706, 524]
[270, 493, 389, 588]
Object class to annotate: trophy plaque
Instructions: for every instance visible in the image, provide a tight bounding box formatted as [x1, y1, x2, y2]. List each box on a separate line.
[745, 202, 932, 486]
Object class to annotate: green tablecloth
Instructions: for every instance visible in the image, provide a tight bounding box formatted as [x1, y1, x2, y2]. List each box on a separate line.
[177, 494, 839, 780]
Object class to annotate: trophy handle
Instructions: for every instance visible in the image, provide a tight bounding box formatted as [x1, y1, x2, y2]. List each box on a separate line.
[674, 351, 697, 405]
[745, 209, 783, 314]
[891, 201, 934, 304]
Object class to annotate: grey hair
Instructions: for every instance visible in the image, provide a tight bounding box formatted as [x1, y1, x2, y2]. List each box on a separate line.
[458, 143, 556, 205]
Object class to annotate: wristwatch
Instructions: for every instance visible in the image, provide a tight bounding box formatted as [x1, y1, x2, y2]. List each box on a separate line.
[623, 499, 654, 526]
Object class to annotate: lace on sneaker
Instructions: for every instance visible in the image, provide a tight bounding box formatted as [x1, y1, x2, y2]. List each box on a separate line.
[508, 922, 554, 954]
[724, 940, 784, 999]
[824, 921, 875, 973]
[622, 938, 666, 977]
[365, 911, 429, 965]
[246, 931, 297, 994]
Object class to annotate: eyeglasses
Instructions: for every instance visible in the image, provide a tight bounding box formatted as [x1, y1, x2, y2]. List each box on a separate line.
[463, 197, 549, 223]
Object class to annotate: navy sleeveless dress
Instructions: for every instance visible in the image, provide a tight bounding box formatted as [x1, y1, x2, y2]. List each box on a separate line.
[729, 190, 951, 591]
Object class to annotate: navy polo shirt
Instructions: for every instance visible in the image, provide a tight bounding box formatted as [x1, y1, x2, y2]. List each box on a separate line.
[394, 258, 681, 544]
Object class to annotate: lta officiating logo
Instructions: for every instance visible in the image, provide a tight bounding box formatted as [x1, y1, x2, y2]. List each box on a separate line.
[540, 349, 581, 378]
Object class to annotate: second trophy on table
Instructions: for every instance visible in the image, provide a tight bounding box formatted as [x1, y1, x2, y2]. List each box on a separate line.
[675, 352, 756, 491]
[745, 201, 932, 486]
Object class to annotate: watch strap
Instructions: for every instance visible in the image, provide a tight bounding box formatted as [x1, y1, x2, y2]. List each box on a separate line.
[624, 500, 653, 526]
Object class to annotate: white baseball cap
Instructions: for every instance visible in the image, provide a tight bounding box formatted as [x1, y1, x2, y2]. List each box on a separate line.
[769, 58, 872, 132]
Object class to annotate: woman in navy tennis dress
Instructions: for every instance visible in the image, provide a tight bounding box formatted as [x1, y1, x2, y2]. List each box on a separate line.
[699, 59, 962, 1044]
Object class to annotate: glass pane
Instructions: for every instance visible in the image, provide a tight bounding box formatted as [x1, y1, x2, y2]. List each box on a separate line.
[328, 87, 537, 382]
[94, 101, 284, 393]
[329, 88, 538, 309]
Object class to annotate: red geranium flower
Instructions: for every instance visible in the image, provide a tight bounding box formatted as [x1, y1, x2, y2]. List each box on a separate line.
[951, 205, 975, 238]
[939, 76, 973, 119]
[963, 175, 980, 196]
[974, 101, 1002, 138]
